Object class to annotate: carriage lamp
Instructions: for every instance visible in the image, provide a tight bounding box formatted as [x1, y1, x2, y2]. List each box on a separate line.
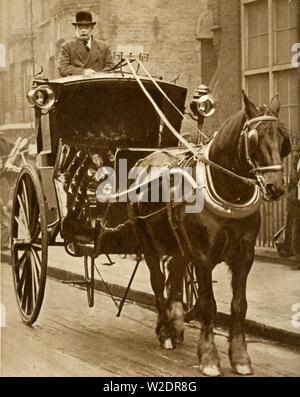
[190, 84, 216, 118]
[27, 85, 55, 110]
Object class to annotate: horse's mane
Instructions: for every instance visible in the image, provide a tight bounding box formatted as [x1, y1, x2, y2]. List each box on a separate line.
[212, 110, 247, 158]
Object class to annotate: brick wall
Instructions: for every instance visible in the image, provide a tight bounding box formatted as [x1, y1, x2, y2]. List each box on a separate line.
[217, 0, 242, 121]
[98, 0, 206, 103]
[202, 0, 242, 135]
[1, 0, 208, 128]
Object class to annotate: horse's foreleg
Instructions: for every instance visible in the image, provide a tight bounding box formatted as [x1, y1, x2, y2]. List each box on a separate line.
[229, 243, 254, 376]
[195, 257, 222, 377]
[165, 256, 186, 346]
[144, 254, 174, 349]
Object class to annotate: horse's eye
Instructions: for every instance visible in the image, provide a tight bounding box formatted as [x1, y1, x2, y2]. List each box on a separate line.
[248, 129, 258, 154]
[281, 137, 291, 158]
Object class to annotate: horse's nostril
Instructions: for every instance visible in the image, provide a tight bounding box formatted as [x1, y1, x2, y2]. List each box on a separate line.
[265, 183, 285, 199]
[265, 183, 276, 194]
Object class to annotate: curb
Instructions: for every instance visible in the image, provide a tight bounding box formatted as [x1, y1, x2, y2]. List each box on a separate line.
[47, 266, 300, 350]
[255, 248, 298, 267]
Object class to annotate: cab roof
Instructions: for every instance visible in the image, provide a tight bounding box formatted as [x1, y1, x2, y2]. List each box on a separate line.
[34, 71, 186, 91]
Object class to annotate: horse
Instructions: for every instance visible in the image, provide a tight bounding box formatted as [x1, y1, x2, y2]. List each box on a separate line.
[132, 91, 291, 376]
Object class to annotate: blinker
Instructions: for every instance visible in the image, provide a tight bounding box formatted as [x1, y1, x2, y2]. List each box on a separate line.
[247, 128, 258, 151]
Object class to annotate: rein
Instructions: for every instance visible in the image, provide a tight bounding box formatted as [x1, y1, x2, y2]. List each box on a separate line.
[125, 58, 282, 190]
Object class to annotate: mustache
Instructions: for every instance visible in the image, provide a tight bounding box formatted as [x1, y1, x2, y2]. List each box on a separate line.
[78, 34, 90, 40]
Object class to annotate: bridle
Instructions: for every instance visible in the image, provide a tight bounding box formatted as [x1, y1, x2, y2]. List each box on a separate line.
[240, 111, 283, 196]
[124, 59, 284, 196]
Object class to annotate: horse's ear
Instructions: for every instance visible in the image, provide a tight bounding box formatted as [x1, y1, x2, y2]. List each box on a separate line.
[269, 94, 280, 117]
[242, 90, 257, 119]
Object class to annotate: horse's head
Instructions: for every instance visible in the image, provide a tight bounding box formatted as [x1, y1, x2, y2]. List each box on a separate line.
[241, 91, 291, 201]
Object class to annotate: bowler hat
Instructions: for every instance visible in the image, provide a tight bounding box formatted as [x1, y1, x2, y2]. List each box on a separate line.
[72, 11, 96, 26]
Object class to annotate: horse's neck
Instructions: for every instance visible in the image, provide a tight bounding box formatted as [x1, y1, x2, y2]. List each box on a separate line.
[209, 111, 254, 202]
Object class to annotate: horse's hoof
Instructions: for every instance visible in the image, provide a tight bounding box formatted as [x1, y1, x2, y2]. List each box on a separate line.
[200, 364, 223, 377]
[173, 332, 184, 346]
[162, 338, 174, 350]
[233, 364, 254, 376]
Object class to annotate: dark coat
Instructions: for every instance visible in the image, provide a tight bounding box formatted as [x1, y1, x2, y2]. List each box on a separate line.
[57, 37, 115, 77]
[275, 154, 300, 259]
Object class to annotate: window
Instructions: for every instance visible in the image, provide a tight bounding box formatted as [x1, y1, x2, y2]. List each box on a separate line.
[245, 0, 269, 69]
[241, 0, 299, 247]
[274, 0, 298, 65]
[242, 0, 298, 104]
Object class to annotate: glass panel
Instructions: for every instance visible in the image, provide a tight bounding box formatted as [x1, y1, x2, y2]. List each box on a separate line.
[274, 0, 298, 65]
[289, 69, 298, 104]
[247, 34, 269, 69]
[275, 69, 299, 108]
[248, 37, 260, 69]
[288, 0, 298, 26]
[290, 107, 298, 139]
[275, 0, 288, 30]
[276, 71, 289, 104]
[245, 73, 269, 105]
[275, 30, 290, 65]
[260, 34, 269, 66]
[246, 0, 269, 69]
[247, 0, 268, 35]
[275, 68, 299, 147]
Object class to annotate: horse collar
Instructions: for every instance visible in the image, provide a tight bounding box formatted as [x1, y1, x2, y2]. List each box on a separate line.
[196, 141, 262, 219]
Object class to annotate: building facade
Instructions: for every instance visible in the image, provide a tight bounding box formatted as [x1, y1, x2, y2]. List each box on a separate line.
[0, 0, 299, 249]
[200, 0, 300, 248]
[0, 0, 209, 128]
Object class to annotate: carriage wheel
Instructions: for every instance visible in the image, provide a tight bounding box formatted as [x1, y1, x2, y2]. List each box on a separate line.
[163, 257, 199, 322]
[84, 256, 95, 308]
[11, 165, 48, 325]
[183, 262, 199, 322]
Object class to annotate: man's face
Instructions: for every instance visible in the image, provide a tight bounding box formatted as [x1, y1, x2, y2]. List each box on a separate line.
[75, 24, 94, 40]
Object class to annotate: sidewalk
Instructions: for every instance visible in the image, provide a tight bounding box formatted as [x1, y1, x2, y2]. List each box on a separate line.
[43, 247, 300, 348]
[2, 246, 300, 348]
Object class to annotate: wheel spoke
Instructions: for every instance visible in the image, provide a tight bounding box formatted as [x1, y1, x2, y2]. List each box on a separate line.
[17, 193, 30, 231]
[30, 251, 39, 302]
[184, 264, 198, 310]
[21, 276, 29, 314]
[21, 179, 30, 225]
[11, 167, 48, 324]
[14, 216, 28, 238]
[31, 248, 41, 285]
[24, 262, 33, 315]
[31, 242, 42, 251]
[18, 261, 28, 299]
[30, 246, 42, 275]
[14, 251, 27, 271]
[22, 178, 40, 237]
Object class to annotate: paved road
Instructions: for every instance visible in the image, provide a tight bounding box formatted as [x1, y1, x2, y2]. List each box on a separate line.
[1, 264, 300, 377]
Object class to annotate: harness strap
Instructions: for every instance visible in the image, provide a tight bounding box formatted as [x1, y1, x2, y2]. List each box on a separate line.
[126, 58, 283, 190]
[125, 58, 198, 155]
[126, 58, 257, 187]
[242, 113, 283, 175]
[196, 152, 257, 186]
[252, 165, 283, 173]
[244, 115, 278, 127]
[167, 202, 185, 256]
[137, 59, 209, 141]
